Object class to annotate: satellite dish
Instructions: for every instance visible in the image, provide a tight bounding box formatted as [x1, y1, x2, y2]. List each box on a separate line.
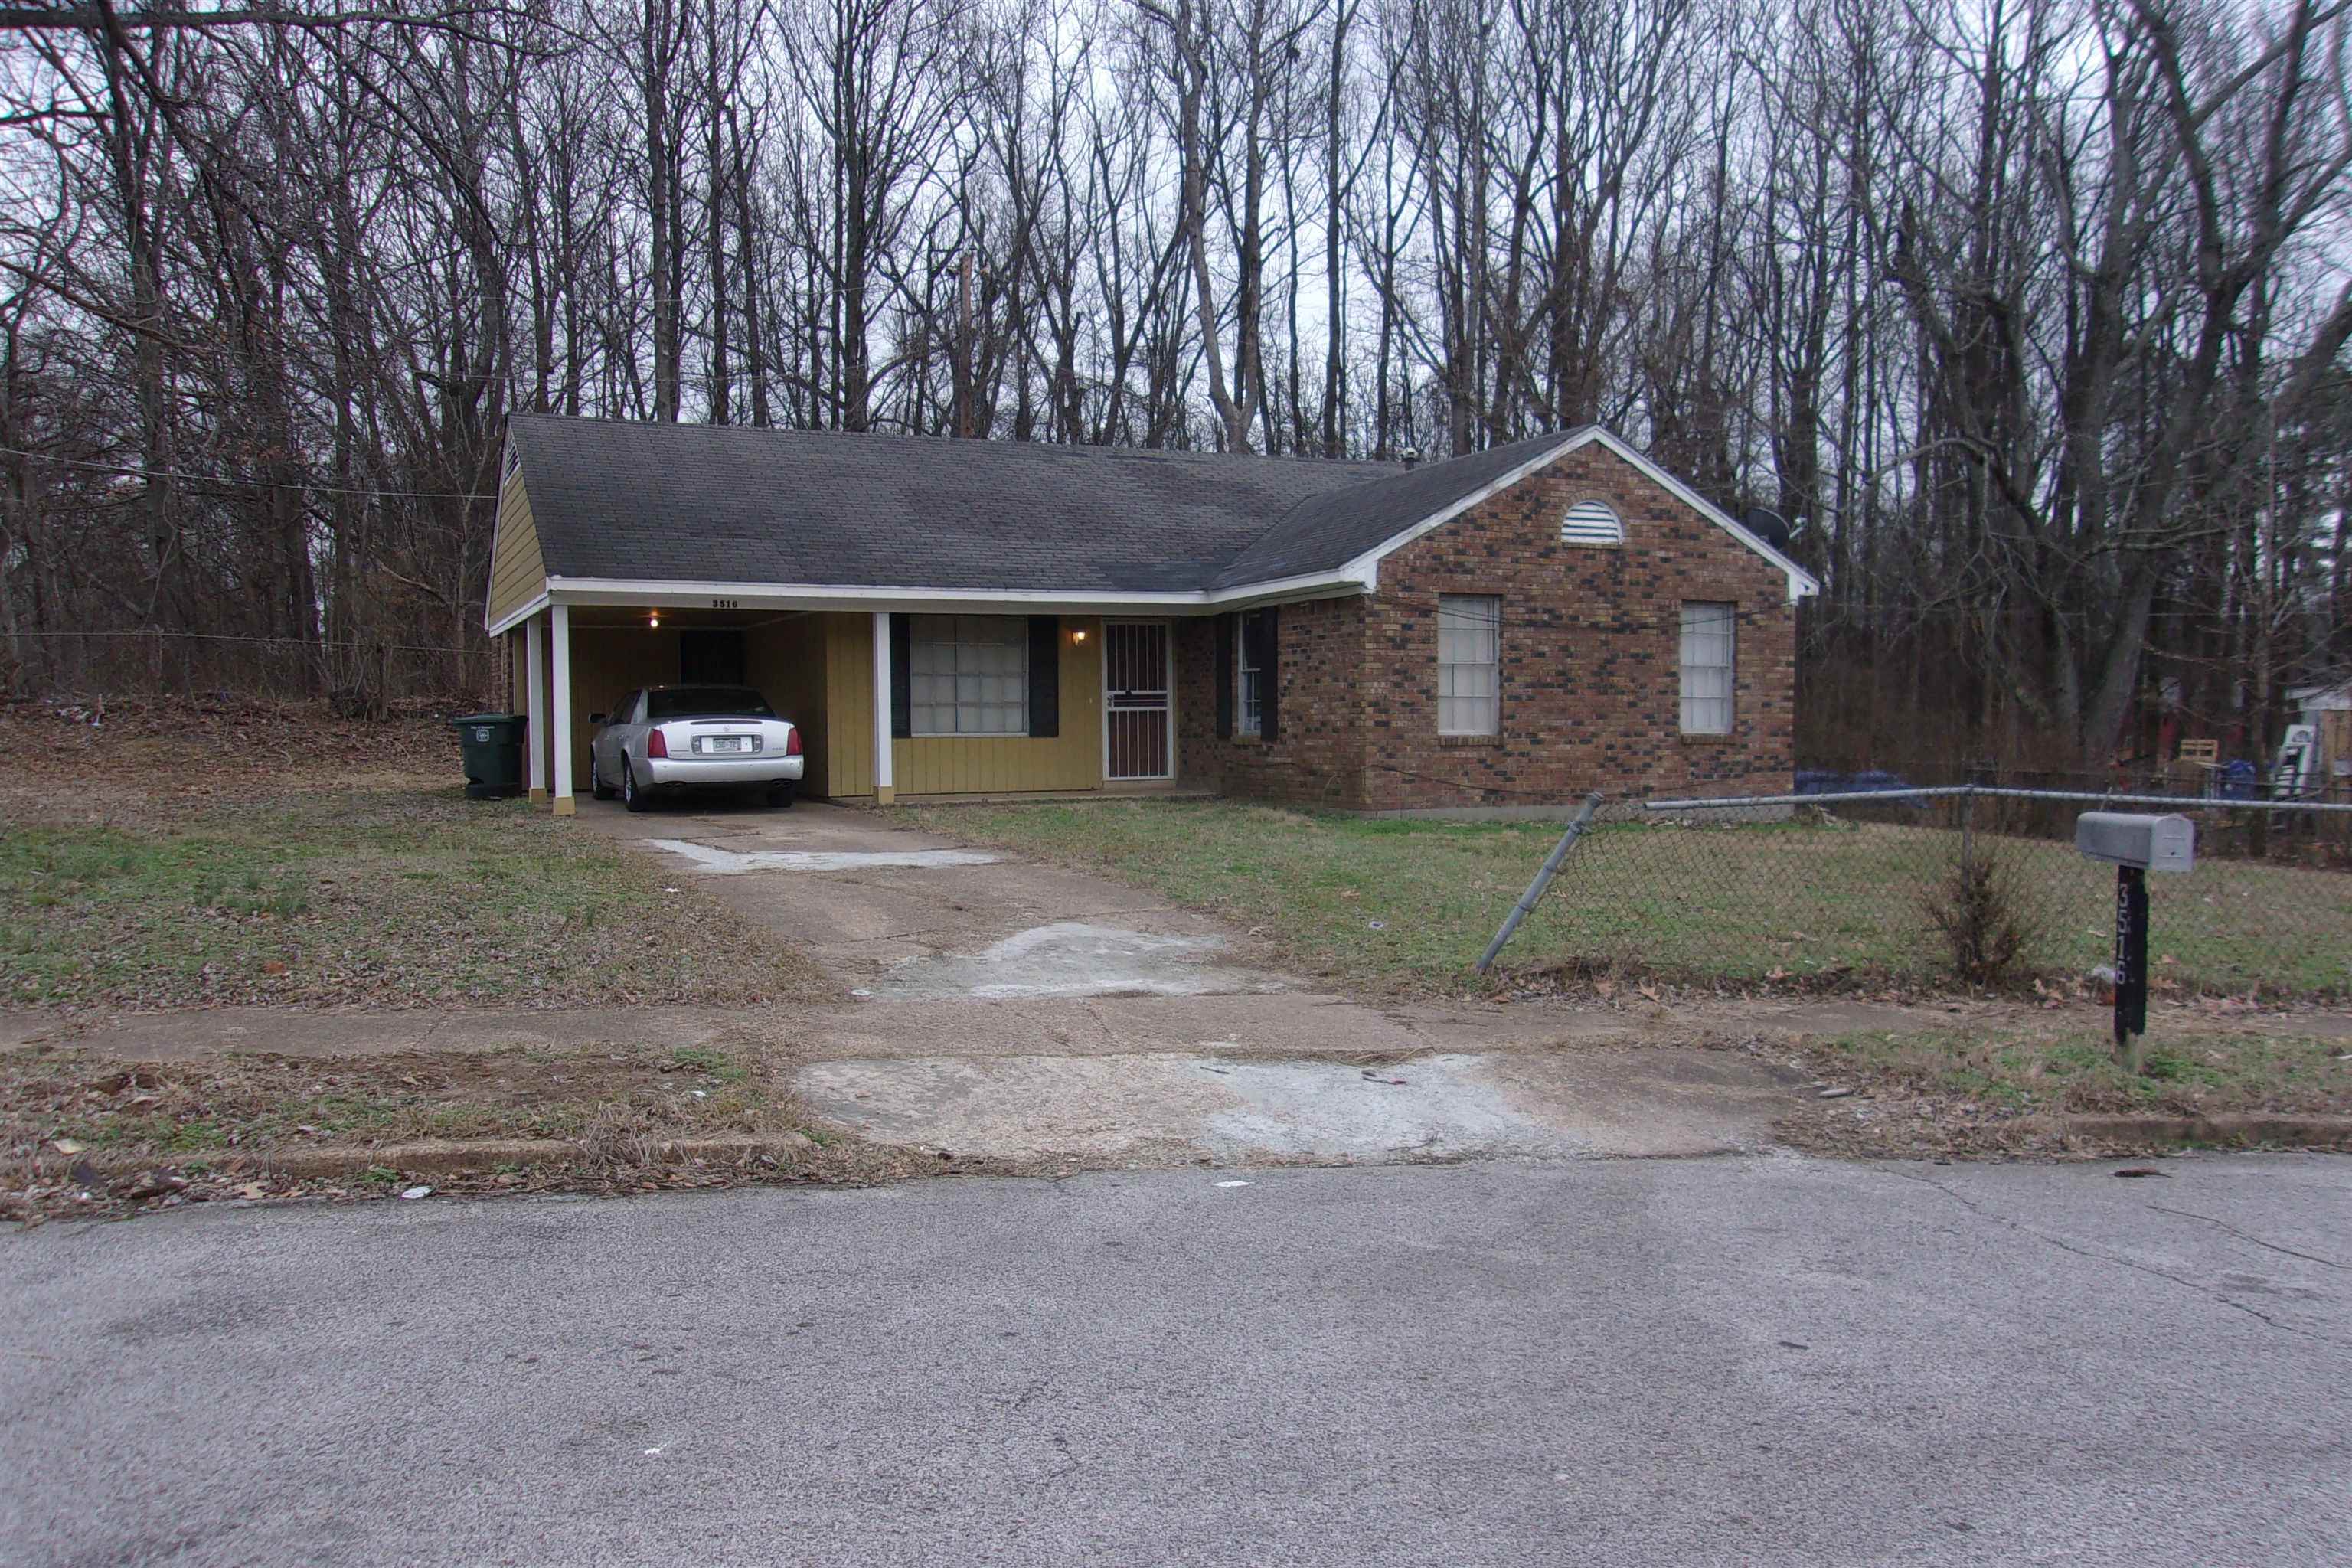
[1742, 506, 1793, 553]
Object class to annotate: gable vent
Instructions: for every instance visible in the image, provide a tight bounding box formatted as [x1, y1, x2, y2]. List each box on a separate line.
[1560, 499, 1623, 546]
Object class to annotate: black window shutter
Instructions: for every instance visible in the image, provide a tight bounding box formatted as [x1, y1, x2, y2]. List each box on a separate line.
[1027, 616, 1060, 737]
[889, 614, 912, 738]
[1214, 613, 1235, 739]
[1255, 607, 1282, 742]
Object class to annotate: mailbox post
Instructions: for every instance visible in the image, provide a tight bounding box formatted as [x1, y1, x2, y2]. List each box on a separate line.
[2073, 812, 2195, 1068]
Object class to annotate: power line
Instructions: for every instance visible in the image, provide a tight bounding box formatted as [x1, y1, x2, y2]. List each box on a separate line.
[7, 629, 479, 655]
[0, 445, 492, 501]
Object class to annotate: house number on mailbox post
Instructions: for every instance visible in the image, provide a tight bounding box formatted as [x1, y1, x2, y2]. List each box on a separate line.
[2073, 812, 2195, 1070]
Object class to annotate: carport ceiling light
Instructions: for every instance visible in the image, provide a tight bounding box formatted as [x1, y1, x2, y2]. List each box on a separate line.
[648, 610, 661, 629]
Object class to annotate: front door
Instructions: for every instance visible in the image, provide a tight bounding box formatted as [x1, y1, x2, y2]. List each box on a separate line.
[1104, 621, 1173, 780]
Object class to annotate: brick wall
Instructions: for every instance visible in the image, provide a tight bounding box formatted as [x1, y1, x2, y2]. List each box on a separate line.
[1356, 444, 1796, 811]
[1175, 596, 1368, 807]
[1168, 443, 1798, 813]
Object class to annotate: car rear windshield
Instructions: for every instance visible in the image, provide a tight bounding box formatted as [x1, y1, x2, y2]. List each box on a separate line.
[646, 687, 775, 720]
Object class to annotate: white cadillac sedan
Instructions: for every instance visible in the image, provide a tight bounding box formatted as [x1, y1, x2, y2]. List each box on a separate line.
[588, 684, 804, 812]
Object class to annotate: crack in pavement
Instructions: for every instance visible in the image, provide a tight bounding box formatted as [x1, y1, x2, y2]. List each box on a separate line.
[1886, 1166, 2345, 1346]
[2145, 1204, 2347, 1270]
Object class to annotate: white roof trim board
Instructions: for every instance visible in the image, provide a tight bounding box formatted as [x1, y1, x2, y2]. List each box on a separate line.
[1338, 428, 1818, 603]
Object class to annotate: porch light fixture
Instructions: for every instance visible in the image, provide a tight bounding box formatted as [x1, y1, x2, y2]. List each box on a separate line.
[648, 610, 662, 629]
[1071, 627, 1088, 644]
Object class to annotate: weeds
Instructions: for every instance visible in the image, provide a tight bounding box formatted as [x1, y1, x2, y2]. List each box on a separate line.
[1922, 850, 2032, 986]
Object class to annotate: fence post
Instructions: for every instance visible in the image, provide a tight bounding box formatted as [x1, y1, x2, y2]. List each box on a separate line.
[1960, 767, 1981, 884]
[1475, 792, 1605, 975]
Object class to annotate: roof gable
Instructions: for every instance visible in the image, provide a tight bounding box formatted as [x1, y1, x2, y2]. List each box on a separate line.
[1332, 428, 1817, 601]
[495, 416, 1816, 612]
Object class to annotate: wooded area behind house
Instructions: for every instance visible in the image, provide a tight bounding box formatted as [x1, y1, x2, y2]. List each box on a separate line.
[0, 0, 2345, 769]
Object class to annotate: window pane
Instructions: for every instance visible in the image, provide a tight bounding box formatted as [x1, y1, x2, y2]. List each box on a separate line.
[1679, 602, 1735, 734]
[910, 616, 1028, 735]
[1236, 616, 1264, 737]
[1437, 595, 1501, 736]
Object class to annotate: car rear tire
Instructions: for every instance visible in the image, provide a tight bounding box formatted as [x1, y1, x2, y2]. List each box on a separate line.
[766, 782, 797, 809]
[623, 761, 652, 813]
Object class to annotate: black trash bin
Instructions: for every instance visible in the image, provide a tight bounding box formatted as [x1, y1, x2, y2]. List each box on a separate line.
[450, 713, 527, 799]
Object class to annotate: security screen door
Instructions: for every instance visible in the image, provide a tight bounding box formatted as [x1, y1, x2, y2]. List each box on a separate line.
[1105, 622, 1173, 780]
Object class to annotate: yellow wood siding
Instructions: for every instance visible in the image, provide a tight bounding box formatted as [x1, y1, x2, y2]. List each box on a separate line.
[825, 615, 874, 797]
[564, 625, 680, 786]
[485, 467, 547, 628]
[747, 615, 831, 796]
[820, 613, 1106, 798]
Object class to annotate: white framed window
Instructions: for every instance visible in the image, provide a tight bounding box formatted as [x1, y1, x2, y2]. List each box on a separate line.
[910, 614, 1027, 736]
[1560, 499, 1623, 546]
[1236, 612, 1266, 737]
[1679, 602, 1736, 734]
[1437, 594, 1501, 736]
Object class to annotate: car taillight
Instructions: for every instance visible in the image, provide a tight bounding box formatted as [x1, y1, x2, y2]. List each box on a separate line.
[786, 727, 802, 757]
[646, 728, 668, 759]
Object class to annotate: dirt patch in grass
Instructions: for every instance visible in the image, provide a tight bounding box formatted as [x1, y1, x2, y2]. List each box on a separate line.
[1735, 1026, 2352, 1158]
[913, 799, 2352, 1000]
[0, 694, 459, 809]
[0, 1040, 818, 1153]
[0, 1037, 934, 1221]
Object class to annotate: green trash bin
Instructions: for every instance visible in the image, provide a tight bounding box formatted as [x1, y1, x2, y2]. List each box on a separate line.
[450, 713, 527, 799]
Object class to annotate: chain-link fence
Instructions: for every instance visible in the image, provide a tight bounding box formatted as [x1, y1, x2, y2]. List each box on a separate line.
[1, 629, 495, 709]
[1515, 786, 2352, 999]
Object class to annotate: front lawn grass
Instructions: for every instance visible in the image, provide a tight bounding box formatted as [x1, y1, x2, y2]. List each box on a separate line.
[1798, 1027, 2352, 1119]
[0, 788, 832, 1011]
[912, 800, 2352, 997]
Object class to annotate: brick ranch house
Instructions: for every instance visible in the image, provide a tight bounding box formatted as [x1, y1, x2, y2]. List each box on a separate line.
[485, 415, 1817, 814]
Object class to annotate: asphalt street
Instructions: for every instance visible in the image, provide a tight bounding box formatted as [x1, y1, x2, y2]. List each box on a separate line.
[2, 1154, 2345, 1566]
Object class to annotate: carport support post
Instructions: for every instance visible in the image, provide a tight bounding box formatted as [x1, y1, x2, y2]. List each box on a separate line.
[871, 611, 896, 805]
[524, 614, 548, 804]
[550, 603, 574, 816]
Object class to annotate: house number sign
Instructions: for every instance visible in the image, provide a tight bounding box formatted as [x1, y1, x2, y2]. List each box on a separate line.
[710, 598, 740, 609]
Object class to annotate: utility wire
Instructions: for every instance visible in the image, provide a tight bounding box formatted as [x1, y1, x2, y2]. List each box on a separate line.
[0, 444, 492, 501]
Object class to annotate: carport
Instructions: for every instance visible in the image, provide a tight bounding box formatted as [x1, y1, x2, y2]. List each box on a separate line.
[498, 599, 1123, 812]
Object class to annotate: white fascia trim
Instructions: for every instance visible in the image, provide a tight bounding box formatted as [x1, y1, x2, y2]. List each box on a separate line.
[1336, 427, 1822, 604]
[1335, 436, 1589, 590]
[486, 589, 549, 639]
[540, 570, 1370, 616]
[1580, 430, 1820, 602]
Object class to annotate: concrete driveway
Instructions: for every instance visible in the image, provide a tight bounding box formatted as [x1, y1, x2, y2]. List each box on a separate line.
[580, 796, 1825, 1164]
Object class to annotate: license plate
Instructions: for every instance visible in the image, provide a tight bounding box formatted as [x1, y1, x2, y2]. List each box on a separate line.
[697, 736, 753, 754]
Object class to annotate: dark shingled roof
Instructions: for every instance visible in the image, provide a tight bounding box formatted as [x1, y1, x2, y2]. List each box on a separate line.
[506, 415, 1583, 595]
[1211, 429, 1585, 590]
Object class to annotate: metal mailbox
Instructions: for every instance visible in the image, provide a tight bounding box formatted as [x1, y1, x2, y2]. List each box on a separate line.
[2073, 811, 2195, 873]
[2076, 810, 2197, 1067]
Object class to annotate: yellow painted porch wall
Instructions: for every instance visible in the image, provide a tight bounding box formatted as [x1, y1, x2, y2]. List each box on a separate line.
[822, 613, 1106, 798]
[748, 615, 832, 797]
